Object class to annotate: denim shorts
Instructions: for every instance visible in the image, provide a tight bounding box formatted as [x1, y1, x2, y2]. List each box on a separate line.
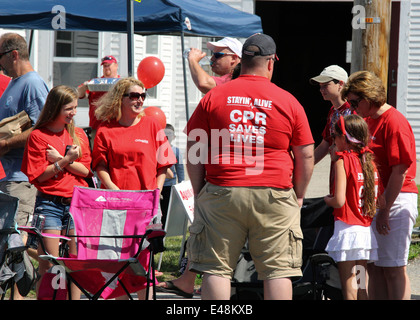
[34, 196, 74, 231]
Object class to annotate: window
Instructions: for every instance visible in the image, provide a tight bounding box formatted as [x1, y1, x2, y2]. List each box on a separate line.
[54, 31, 99, 114]
[145, 35, 158, 55]
[54, 31, 99, 89]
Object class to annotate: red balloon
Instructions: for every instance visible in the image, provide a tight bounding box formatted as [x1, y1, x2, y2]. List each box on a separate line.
[137, 57, 165, 89]
[144, 106, 166, 129]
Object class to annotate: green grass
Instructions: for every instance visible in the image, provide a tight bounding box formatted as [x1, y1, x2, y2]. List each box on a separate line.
[157, 236, 185, 281]
[157, 235, 202, 288]
[408, 185, 420, 260]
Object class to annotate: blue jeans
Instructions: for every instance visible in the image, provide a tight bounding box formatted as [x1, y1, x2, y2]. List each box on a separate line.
[34, 196, 74, 231]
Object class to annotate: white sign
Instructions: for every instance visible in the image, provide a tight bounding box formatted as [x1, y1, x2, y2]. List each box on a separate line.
[164, 180, 194, 237]
[172, 180, 194, 223]
[158, 180, 194, 269]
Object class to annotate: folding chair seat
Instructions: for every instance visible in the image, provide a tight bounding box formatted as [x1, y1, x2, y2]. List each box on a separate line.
[38, 186, 165, 300]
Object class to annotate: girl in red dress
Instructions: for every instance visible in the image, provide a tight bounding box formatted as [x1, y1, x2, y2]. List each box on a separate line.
[324, 114, 379, 300]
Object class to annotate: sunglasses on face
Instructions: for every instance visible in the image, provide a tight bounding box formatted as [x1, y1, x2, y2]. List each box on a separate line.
[0, 49, 16, 59]
[348, 97, 363, 109]
[102, 56, 114, 62]
[123, 92, 146, 101]
[212, 52, 236, 59]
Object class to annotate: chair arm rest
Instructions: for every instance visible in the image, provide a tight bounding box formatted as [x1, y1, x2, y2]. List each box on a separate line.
[18, 226, 71, 241]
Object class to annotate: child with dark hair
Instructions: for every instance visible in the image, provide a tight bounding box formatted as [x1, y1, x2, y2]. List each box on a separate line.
[324, 114, 379, 300]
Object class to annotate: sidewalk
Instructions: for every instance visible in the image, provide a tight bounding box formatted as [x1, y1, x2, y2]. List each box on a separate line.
[305, 156, 331, 198]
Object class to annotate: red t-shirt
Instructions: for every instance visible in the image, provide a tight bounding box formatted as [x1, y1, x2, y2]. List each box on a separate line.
[92, 116, 176, 190]
[0, 162, 5, 180]
[81, 76, 120, 130]
[0, 75, 11, 179]
[212, 73, 232, 87]
[333, 151, 379, 226]
[366, 107, 417, 193]
[88, 91, 106, 130]
[186, 74, 314, 188]
[0, 74, 11, 98]
[22, 127, 91, 197]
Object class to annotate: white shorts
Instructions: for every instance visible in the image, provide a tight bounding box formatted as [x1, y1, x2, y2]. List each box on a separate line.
[326, 220, 378, 263]
[372, 192, 418, 267]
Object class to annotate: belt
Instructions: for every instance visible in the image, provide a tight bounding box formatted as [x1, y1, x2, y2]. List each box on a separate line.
[37, 191, 72, 205]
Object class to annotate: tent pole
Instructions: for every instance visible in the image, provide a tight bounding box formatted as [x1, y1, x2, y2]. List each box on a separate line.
[127, 0, 134, 77]
[181, 31, 189, 121]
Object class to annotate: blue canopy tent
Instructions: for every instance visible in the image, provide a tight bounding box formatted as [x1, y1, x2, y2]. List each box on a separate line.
[0, 0, 262, 119]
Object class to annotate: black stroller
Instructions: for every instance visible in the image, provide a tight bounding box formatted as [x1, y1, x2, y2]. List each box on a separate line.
[293, 197, 342, 300]
[230, 197, 342, 300]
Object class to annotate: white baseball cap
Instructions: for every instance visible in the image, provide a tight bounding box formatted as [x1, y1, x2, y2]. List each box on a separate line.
[310, 65, 348, 85]
[207, 37, 243, 58]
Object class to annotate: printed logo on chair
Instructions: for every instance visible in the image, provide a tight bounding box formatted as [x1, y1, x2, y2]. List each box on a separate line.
[95, 196, 107, 202]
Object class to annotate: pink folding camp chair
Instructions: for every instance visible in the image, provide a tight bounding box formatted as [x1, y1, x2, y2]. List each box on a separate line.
[38, 186, 165, 300]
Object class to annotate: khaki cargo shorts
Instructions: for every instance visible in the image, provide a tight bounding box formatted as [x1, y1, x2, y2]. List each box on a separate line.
[187, 182, 303, 281]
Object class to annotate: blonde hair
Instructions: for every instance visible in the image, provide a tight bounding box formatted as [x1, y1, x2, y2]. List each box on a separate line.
[341, 71, 387, 109]
[94, 77, 145, 122]
[334, 114, 377, 218]
[34, 85, 84, 155]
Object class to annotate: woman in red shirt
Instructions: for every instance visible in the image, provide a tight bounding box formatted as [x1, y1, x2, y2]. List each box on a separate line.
[92, 77, 175, 192]
[92, 77, 176, 299]
[342, 71, 418, 300]
[22, 85, 92, 299]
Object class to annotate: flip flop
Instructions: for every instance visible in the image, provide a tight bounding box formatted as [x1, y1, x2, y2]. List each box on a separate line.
[156, 280, 194, 298]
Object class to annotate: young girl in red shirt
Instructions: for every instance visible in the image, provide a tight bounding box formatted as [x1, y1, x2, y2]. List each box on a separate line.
[22, 85, 92, 299]
[324, 114, 379, 300]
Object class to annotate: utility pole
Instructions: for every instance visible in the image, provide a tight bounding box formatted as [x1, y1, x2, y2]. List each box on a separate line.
[351, 0, 392, 91]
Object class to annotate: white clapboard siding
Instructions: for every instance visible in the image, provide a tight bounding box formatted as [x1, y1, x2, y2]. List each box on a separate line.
[399, 0, 420, 157]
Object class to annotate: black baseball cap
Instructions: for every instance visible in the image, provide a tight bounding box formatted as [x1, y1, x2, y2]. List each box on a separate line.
[242, 33, 277, 57]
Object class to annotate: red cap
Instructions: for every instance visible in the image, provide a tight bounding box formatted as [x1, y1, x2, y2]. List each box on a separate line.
[101, 55, 117, 65]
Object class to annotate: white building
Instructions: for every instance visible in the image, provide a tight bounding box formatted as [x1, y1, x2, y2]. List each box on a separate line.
[398, 0, 420, 157]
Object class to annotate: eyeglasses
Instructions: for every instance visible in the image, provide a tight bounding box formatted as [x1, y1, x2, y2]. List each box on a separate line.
[123, 92, 146, 101]
[0, 49, 17, 59]
[212, 52, 236, 59]
[101, 56, 114, 63]
[348, 97, 363, 109]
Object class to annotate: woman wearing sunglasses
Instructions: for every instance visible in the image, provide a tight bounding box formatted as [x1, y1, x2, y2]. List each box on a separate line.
[92, 77, 176, 298]
[342, 71, 418, 300]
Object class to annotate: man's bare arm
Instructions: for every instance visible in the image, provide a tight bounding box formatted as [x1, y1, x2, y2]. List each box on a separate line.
[291, 144, 314, 206]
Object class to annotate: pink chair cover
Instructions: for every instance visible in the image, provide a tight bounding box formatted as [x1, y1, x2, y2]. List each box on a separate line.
[53, 187, 160, 299]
